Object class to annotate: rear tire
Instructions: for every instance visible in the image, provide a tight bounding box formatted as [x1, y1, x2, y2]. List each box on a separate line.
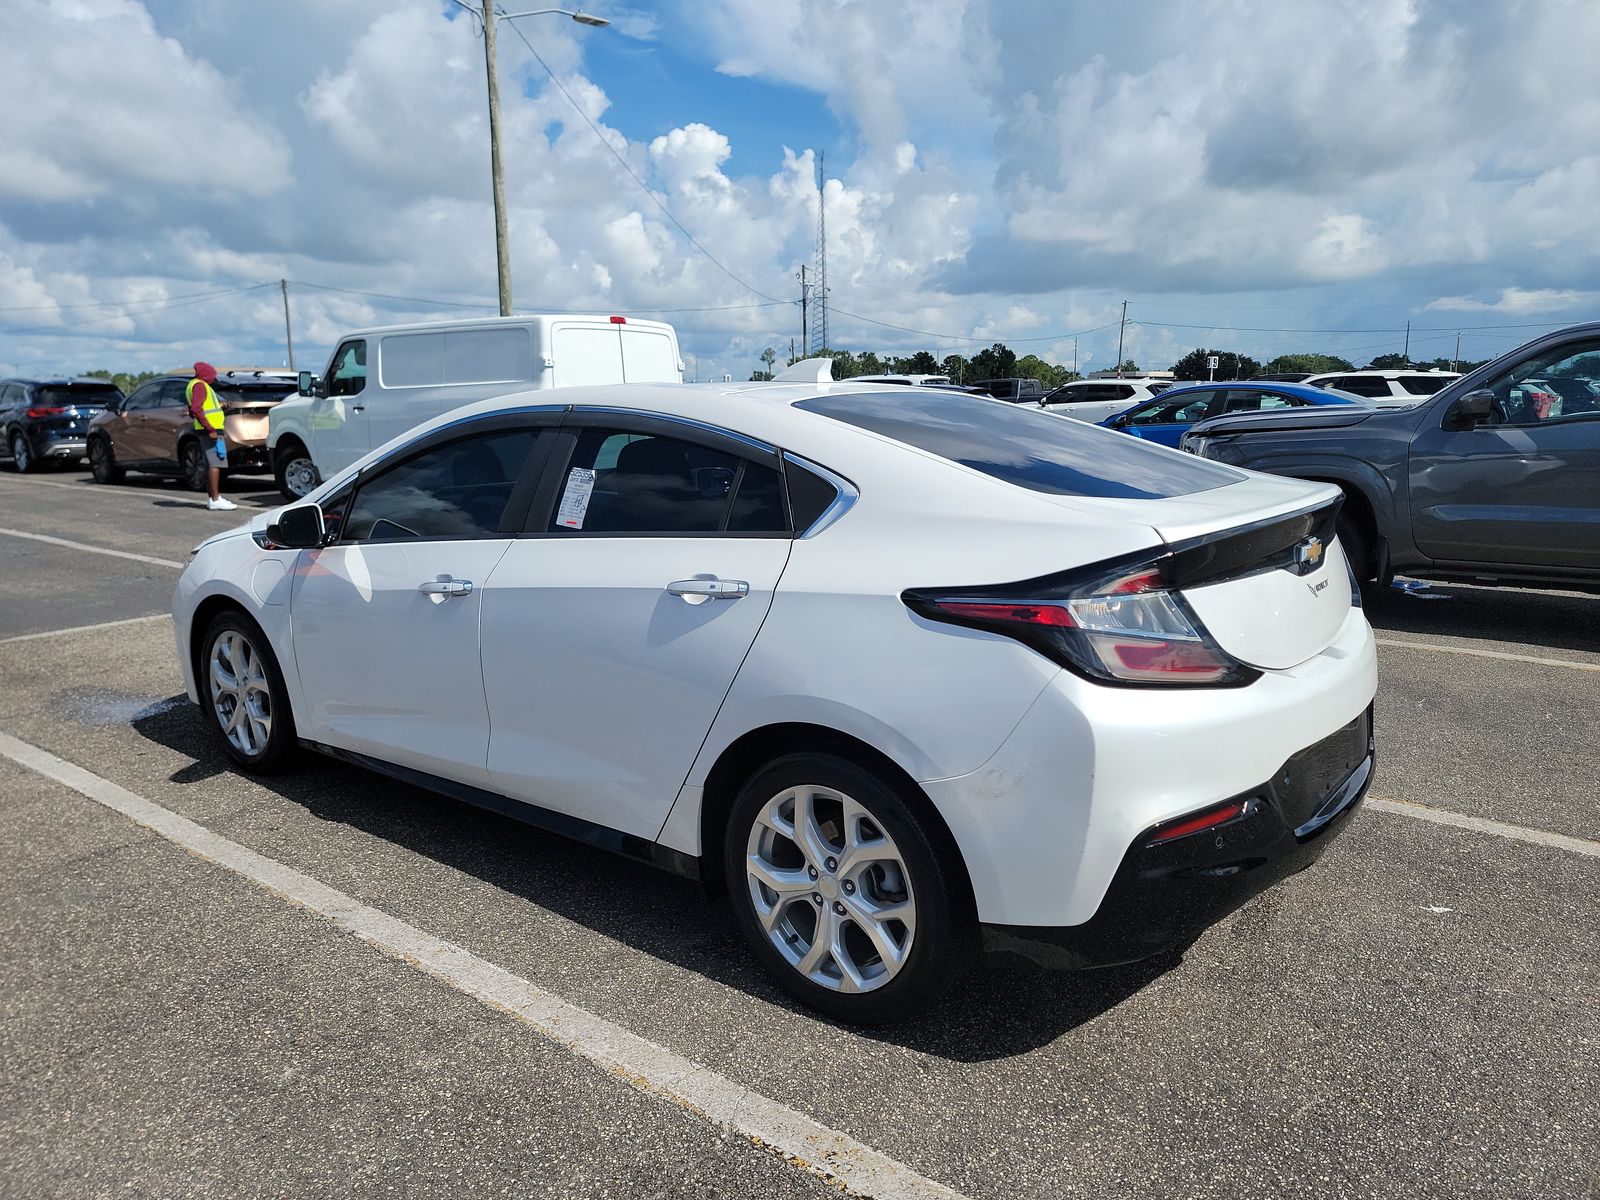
[10, 431, 34, 473]
[199, 611, 297, 773]
[723, 752, 977, 1024]
[89, 435, 125, 484]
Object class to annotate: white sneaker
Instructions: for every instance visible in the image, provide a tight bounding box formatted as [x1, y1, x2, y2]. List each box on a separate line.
[208, 497, 238, 511]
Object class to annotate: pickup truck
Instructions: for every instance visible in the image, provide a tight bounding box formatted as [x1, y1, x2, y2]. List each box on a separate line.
[1178, 323, 1600, 593]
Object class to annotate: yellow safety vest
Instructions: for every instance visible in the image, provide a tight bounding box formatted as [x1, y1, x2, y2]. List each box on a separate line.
[187, 378, 226, 434]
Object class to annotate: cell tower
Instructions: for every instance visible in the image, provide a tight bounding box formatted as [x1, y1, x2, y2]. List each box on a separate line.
[807, 152, 829, 355]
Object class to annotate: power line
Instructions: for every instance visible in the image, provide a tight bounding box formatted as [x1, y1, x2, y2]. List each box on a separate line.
[290, 279, 787, 316]
[496, 15, 787, 308]
[0, 282, 278, 336]
[0, 282, 279, 314]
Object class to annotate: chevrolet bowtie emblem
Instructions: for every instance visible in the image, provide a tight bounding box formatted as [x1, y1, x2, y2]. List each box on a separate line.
[1295, 536, 1325, 576]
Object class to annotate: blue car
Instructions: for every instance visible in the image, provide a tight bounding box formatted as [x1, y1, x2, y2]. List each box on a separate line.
[1100, 381, 1369, 447]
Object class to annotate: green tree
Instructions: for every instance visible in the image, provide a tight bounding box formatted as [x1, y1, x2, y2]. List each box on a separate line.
[83, 368, 160, 394]
[1014, 354, 1071, 389]
[940, 354, 969, 383]
[856, 350, 887, 376]
[1264, 353, 1353, 375]
[748, 347, 776, 381]
[1367, 352, 1409, 369]
[893, 350, 941, 375]
[1117, 359, 1140, 374]
[967, 342, 1017, 381]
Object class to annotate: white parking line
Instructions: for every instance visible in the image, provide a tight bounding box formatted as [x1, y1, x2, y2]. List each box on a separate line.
[0, 730, 970, 1200]
[0, 527, 184, 570]
[0, 473, 103, 493]
[1374, 636, 1600, 672]
[1366, 794, 1599, 858]
[0, 613, 169, 646]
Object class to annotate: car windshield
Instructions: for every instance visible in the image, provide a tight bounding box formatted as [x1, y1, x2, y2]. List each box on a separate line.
[797, 390, 1244, 499]
[35, 385, 121, 407]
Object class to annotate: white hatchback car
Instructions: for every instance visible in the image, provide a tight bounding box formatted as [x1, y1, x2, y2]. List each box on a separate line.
[1040, 378, 1175, 423]
[174, 382, 1377, 1022]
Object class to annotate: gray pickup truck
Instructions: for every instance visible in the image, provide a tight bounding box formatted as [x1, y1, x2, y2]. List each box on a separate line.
[1178, 323, 1600, 593]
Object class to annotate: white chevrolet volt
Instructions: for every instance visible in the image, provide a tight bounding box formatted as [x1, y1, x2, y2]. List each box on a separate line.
[174, 382, 1377, 1023]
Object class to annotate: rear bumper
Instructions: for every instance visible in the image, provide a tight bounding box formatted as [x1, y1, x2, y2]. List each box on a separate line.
[983, 707, 1374, 968]
[221, 443, 272, 472]
[28, 429, 87, 458]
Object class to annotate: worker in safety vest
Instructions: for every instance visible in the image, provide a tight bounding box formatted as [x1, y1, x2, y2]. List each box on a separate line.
[187, 362, 236, 511]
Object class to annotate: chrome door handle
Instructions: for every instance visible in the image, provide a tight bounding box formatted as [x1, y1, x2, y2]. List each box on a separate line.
[666, 578, 749, 603]
[418, 577, 474, 597]
[351, 404, 365, 412]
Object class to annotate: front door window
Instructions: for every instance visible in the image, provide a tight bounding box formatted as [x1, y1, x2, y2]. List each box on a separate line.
[327, 340, 368, 398]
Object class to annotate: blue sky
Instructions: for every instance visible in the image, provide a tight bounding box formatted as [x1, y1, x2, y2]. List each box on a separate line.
[1, 0, 1597, 381]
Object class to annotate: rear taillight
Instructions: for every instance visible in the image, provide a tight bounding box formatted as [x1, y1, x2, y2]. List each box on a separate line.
[904, 556, 1258, 688]
[24, 406, 68, 418]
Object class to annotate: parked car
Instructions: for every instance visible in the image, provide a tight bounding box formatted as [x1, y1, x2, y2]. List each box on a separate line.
[1040, 378, 1174, 424]
[970, 377, 1046, 403]
[177, 380, 1376, 1023]
[1179, 324, 1600, 591]
[270, 314, 684, 501]
[87, 368, 298, 491]
[1301, 369, 1460, 407]
[0, 377, 124, 472]
[1102, 381, 1370, 447]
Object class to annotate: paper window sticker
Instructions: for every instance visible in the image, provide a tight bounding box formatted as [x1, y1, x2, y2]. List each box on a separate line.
[556, 466, 597, 529]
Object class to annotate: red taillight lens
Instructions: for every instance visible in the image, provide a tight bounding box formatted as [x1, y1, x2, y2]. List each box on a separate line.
[931, 601, 1075, 627]
[1146, 798, 1251, 845]
[904, 555, 1256, 688]
[609, 315, 627, 324]
[25, 406, 68, 418]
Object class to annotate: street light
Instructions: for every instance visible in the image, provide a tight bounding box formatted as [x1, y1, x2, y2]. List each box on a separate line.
[477, 5, 611, 316]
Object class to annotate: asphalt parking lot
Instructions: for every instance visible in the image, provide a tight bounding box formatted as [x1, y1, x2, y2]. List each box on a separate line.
[0, 465, 1595, 1200]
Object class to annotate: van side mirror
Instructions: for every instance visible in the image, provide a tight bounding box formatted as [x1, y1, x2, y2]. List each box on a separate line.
[1444, 388, 1495, 431]
[297, 371, 315, 397]
[266, 503, 326, 549]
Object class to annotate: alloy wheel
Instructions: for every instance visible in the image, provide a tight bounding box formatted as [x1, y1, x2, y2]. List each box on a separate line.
[182, 441, 208, 492]
[282, 455, 319, 499]
[11, 434, 30, 472]
[209, 629, 273, 757]
[745, 784, 917, 994]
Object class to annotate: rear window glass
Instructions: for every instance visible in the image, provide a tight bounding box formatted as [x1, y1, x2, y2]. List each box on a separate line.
[36, 385, 121, 406]
[1395, 375, 1453, 395]
[796, 391, 1243, 499]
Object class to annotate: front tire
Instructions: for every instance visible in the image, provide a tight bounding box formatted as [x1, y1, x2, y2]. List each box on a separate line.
[274, 443, 320, 501]
[724, 753, 977, 1024]
[10, 431, 34, 473]
[180, 438, 210, 493]
[89, 435, 125, 484]
[199, 612, 297, 773]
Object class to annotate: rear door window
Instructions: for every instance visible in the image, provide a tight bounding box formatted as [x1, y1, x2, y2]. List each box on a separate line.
[1330, 376, 1391, 398]
[797, 390, 1243, 499]
[548, 428, 787, 534]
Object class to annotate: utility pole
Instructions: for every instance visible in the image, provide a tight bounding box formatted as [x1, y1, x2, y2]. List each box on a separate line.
[1073, 336, 1078, 377]
[1115, 300, 1128, 377]
[797, 264, 809, 353]
[279, 278, 296, 371]
[1454, 332, 1461, 373]
[482, 0, 513, 316]
[789, 337, 795, 367]
[1402, 319, 1410, 365]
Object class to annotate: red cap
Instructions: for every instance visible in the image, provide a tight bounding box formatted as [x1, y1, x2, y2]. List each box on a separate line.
[193, 362, 217, 382]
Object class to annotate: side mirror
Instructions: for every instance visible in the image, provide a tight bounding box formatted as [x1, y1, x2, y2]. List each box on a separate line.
[266, 503, 326, 549]
[1444, 388, 1495, 431]
[296, 370, 315, 397]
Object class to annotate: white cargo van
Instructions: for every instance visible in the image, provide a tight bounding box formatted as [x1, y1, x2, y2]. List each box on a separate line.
[268, 314, 683, 499]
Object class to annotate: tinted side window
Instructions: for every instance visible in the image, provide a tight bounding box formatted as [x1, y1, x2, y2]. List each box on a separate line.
[1333, 376, 1391, 397]
[1128, 392, 1216, 425]
[344, 429, 537, 541]
[1482, 340, 1600, 425]
[125, 384, 161, 411]
[549, 429, 769, 534]
[797, 391, 1243, 500]
[786, 459, 839, 531]
[727, 461, 787, 532]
